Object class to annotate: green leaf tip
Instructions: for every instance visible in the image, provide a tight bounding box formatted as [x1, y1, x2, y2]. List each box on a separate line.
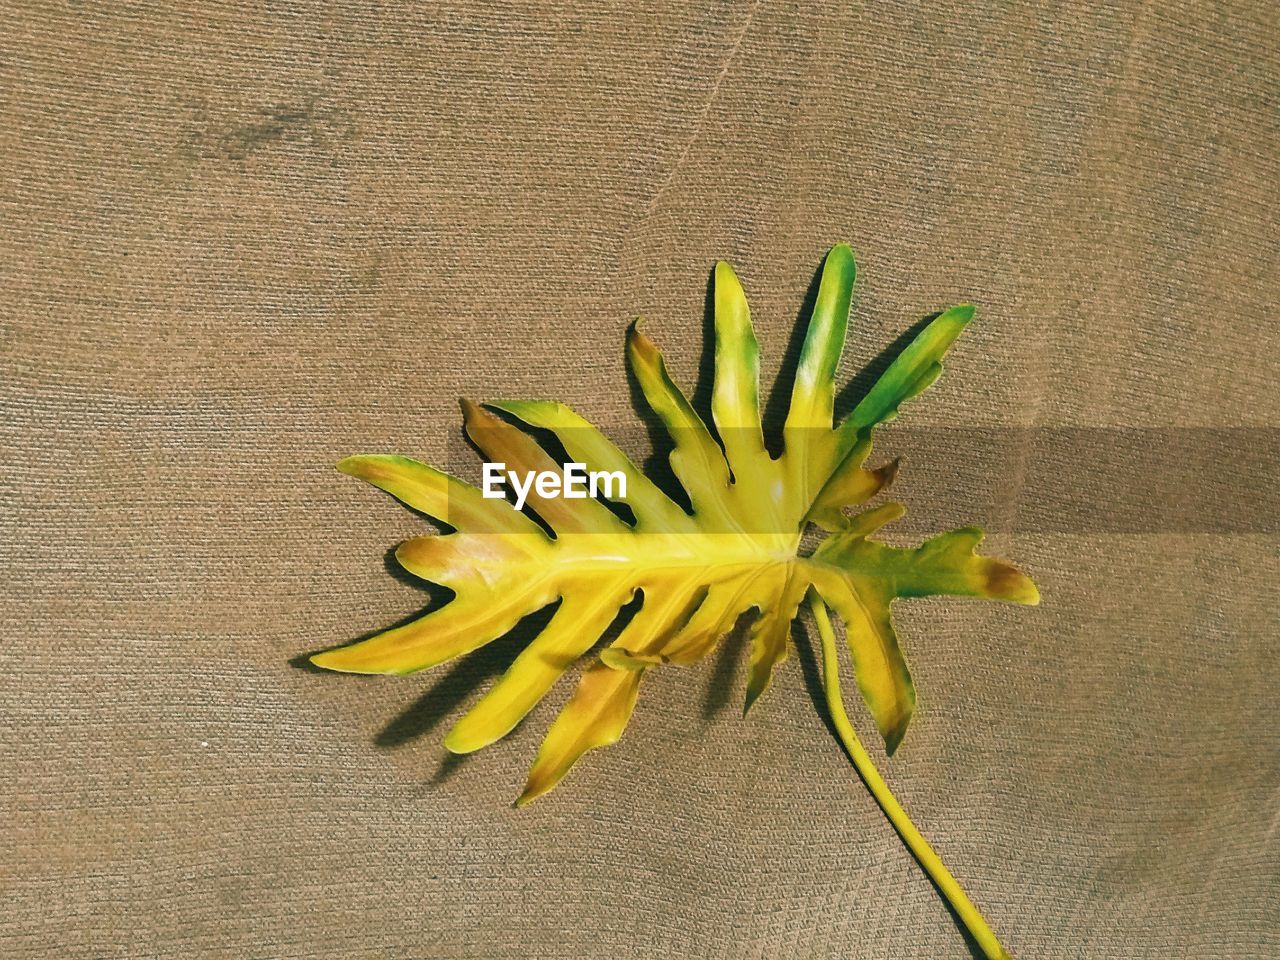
[824, 241, 856, 275]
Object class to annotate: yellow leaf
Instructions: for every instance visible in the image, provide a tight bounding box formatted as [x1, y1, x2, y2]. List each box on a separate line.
[315, 247, 1037, 803]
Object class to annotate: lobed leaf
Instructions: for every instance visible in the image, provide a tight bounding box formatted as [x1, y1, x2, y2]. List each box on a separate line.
[316, 246, 1038, 802]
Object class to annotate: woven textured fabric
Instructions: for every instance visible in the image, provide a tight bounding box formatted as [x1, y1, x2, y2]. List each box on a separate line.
[4, 3, 1278, 957]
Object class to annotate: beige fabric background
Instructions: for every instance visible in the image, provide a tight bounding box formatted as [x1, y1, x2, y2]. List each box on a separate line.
[4, 2, 1277, 957]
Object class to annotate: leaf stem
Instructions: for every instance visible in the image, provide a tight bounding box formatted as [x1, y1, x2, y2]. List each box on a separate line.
[808, 592, 1012, 960]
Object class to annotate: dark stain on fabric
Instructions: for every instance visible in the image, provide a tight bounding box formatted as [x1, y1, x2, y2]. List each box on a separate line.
[187, 96, 353, 160]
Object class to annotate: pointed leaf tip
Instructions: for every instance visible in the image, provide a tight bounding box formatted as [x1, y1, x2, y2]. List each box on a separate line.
[335, 454, 370, 477]
[884, 720, 907, 756]
[987, 561, 1041, 605]
[309, 648, 362, 673]
[742, 679, 773, 717]
[627, 321, 659, 358]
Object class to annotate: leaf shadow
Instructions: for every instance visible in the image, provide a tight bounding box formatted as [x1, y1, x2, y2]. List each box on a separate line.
[374, 602, 560, 749]
[429, 752, 469, 785]
[832, 312, 942, 424]
[375, 589, 643, 752]
[760, 259, 826, 456]
[791, 617, 840, 743]
[624, 324, 693, 516]
[700, 614, 753, 721]
[687, 263, 719, 432]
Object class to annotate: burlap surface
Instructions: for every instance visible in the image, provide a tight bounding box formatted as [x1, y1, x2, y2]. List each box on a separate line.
[4, 2, 1277, 957]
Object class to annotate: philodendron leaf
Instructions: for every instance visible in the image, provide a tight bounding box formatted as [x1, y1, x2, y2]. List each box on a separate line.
[315, 245, 1038, 805]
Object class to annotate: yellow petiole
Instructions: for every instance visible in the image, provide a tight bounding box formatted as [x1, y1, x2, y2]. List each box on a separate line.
[808, 591, 1012, 960]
